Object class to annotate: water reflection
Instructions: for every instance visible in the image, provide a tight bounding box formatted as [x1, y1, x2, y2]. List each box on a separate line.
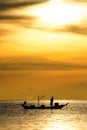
[0, 101, 87, 130]
[22, 101, 87, 130]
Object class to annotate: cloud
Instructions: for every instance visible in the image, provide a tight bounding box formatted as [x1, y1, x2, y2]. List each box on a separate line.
[0, 57, 87, 70]
[0, 14, 37, 35]
[0, 14, 37, 25]
[54, 24, 87, 36]
[29, 23, 87, 36]
[64, 25, 87, 35]
[0, 0, 49, 11]
[65, 0, 87, 3]
[73, 0, 87, 3]
[1, 17, 87, 36]
[0, 0, 87, 37]
[0, 0, 49, 36]
[0, 15, 28, 20]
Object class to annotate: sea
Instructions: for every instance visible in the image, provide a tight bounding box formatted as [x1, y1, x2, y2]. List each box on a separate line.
[0, 100, 87, 130]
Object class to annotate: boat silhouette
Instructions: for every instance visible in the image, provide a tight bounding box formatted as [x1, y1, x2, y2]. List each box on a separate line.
[22, 96, 68, 110]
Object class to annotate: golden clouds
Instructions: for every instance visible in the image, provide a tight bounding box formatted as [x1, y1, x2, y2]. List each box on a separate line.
[0, 0, 87, 100]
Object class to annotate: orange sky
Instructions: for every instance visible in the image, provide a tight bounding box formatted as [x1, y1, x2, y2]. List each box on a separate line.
[0, 0, 87, 100]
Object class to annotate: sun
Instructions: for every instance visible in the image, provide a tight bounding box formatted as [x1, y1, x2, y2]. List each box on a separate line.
[30, 2, 83, 26]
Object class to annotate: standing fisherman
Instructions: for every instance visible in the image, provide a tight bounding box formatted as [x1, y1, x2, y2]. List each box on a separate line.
[50, 96, 54, 108]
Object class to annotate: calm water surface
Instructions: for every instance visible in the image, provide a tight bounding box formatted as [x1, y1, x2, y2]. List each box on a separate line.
[0, 100, 87, 130]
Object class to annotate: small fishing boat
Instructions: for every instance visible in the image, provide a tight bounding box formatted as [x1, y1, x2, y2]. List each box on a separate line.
[22, 96, 68, 110]
[22, 103, 68, 109]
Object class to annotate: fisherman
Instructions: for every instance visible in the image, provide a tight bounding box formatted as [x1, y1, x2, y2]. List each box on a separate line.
[50, 96, 54, 108]
[23, 101, 27, 106]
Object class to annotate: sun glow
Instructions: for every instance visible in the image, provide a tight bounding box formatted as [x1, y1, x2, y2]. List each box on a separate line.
[30, 2, 83, 25]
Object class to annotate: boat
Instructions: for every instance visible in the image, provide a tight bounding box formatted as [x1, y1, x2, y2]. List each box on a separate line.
[22, 96, 68, 110]
[22, 103, 68, 109]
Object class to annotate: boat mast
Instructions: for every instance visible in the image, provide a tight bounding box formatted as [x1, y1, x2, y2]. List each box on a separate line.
[38, 95, 45, 108]
[38, 96, 40, 107]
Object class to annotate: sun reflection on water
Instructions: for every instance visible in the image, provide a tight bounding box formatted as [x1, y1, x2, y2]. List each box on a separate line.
[40, 114, 70, 130]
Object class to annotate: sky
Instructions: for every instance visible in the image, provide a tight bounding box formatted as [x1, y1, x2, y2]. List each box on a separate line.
[0, 0, 87, 100]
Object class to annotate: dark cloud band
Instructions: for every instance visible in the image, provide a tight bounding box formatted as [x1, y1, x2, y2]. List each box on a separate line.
[0, 57, 87, 70]
[0, 0, 49, 11]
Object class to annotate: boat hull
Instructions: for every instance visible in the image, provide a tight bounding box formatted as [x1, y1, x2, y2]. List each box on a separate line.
[22, 103, 68, 110]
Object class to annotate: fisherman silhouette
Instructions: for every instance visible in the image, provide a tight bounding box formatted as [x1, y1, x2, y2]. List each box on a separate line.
[50, 96, 54, 108]
[23, 101, 27, 106]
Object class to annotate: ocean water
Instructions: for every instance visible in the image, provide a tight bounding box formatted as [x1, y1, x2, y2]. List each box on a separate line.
[0, 100, 87, 130]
